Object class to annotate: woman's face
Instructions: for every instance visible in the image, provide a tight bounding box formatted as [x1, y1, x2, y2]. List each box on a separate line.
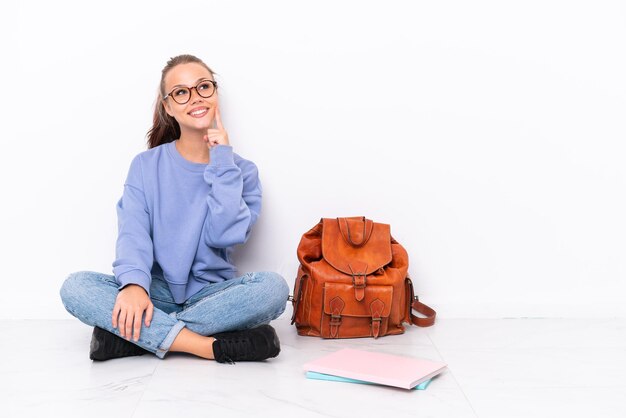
[162, 62, 217, 134]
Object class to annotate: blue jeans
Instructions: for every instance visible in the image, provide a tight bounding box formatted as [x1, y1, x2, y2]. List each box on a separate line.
[60, 271, 289, 359]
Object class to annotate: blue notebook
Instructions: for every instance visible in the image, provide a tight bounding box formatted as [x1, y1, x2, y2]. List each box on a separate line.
[306, 371, 432, 390]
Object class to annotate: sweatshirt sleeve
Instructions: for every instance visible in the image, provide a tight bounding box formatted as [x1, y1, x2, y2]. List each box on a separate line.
[112, 154, 154, 295]
[202, 145, 262, 248]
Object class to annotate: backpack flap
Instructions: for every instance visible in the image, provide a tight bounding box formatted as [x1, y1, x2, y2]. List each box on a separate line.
[322, 217, 392, 301]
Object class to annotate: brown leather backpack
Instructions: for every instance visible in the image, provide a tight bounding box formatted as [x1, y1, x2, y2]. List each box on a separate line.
[290, 216, 436, 339]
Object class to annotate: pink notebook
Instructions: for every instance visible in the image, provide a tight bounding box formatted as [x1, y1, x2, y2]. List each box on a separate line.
[303, 348, 447, 390]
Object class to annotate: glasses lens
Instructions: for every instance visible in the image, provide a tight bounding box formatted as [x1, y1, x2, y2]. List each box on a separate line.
[196, 81, 215, 98]
[171, 87, 190, 104]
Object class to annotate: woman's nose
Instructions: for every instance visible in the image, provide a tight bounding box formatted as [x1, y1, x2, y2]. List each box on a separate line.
[190, 87, 203, 102]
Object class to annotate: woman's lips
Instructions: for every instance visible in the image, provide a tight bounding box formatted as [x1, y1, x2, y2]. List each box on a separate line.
[188, 107, 209, 118]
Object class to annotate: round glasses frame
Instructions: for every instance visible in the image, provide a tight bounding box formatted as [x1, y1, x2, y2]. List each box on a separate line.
[162, 79, 218, 104]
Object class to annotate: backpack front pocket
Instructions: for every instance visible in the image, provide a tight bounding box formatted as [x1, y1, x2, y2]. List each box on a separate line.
[321, 282, 393, 339]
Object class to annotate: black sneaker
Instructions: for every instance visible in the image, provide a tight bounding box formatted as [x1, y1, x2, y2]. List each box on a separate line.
[89, 327, 151, 361]
[212, 324, 281, 364]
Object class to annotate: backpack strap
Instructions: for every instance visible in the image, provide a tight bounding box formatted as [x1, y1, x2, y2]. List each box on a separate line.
[290, 269, 307, 325]
[406, 277, 436, 327]
[411, 298, 436, 327]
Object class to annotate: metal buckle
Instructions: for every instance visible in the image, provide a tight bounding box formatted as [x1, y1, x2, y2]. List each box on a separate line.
[352, 273, 367, 289]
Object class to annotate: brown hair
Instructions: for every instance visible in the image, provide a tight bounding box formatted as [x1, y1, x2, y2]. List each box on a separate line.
[146, 55, 217, 149]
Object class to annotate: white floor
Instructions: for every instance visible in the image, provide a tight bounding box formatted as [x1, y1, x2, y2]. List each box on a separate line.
[2, 312, 625, 418]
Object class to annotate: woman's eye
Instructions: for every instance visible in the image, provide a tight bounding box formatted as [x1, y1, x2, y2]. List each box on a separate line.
[198, 82, 211, 91]
[174, 89, 189, 96]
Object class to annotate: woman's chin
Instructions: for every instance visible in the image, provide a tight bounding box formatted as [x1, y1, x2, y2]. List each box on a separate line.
[181, 121, 211, 134]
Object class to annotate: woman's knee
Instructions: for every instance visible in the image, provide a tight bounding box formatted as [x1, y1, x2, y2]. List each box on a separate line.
[59, 271, 109, 311]
[252, 271, 290, 311]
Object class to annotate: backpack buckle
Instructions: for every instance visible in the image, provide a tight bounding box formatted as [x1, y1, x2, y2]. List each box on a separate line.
[352, 273, 367, 289]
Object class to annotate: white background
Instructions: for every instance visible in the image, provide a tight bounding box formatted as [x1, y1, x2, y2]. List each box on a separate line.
[0, 0, 624, 319]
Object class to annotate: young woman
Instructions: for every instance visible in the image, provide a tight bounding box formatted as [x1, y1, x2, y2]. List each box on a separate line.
[60, 54, 289, 363]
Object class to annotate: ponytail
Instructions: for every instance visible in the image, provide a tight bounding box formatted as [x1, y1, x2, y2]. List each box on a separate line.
[147, 97, 180, 149]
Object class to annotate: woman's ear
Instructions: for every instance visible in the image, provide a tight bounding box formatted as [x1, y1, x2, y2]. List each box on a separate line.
[162, 100, 174, 117]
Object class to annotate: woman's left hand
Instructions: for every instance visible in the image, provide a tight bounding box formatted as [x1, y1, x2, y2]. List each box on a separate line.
[204, 104, 230, 148]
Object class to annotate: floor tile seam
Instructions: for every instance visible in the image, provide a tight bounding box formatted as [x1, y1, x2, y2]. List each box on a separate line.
[432, 346, 626, 351]
[427, 331, 480, 418]
[129, 360, 161, 418]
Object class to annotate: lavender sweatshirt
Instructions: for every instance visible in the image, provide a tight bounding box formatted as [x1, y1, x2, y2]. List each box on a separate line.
[112, 141, 262, 303]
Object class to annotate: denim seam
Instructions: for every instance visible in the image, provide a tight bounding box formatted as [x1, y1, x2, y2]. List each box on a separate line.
[246, 305, 287, 329]
[181, 282, 243, 316]
[247, 314, 278, 329]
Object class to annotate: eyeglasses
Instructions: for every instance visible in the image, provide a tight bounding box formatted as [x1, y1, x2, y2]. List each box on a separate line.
[163, 79, 218, 104]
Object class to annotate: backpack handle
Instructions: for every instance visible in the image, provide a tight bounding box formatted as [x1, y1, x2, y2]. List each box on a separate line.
[338, 217, 374, 247]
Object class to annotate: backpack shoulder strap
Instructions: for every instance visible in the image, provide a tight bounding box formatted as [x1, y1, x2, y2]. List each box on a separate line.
[406, 277, 436, 327]
[411, 298, 436, 327]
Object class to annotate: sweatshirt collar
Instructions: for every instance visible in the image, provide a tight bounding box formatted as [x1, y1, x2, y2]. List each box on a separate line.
[166, 140, 207, 172]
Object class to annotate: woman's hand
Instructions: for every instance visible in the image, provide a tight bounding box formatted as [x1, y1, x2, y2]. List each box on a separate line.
[112, 284, 153, 341]
[204, 103, 229, 148]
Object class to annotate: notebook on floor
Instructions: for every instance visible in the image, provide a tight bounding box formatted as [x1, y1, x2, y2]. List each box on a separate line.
[305, 371, 433, 390]
[303, 348, 447, 390]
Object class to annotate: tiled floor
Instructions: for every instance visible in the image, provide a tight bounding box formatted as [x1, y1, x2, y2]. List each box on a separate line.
[2, 313, 625, 418]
